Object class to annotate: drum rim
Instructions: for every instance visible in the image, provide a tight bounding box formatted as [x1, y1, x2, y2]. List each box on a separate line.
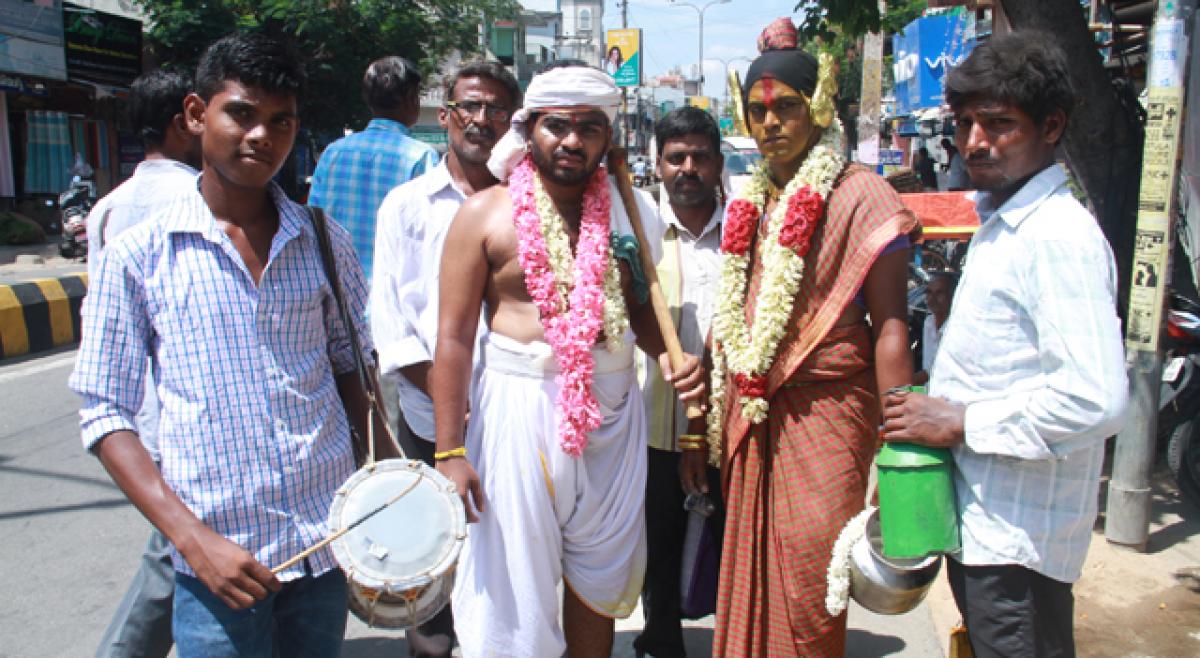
[326, 458, 467, 592]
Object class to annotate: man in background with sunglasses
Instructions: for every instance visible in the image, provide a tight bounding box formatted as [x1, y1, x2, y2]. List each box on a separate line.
[368, 60, 520, 657]
[309, 55, 438, 282]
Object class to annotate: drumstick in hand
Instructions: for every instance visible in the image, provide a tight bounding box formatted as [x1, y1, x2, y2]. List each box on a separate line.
[608, 147, 704, 419]
[272, 476, 421, 574]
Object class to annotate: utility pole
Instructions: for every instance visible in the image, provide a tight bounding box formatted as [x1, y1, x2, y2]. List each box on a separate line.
[1105, 0, 1194, 550]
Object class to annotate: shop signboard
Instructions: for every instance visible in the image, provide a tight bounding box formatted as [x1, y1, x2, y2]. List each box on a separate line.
[63, 2, 143, 86]
[891, 11, 975, 115]
[0, 0, 68, 80]
[605, 28, 642, 88]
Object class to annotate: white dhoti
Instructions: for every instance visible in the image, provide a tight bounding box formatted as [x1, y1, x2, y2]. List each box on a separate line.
[452, 333, 648, 657]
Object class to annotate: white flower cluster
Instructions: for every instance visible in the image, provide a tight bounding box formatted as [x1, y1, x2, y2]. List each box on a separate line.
[532, 176, 629, 351]
[825, 504, 875, 617]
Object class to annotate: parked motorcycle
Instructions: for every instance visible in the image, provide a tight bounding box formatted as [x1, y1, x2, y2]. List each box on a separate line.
[57, 177, 92, 260]
[1158, 294, 1200, 508]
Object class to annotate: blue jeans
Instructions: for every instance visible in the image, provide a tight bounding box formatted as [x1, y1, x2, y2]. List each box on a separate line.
[172, 564, 347, 658]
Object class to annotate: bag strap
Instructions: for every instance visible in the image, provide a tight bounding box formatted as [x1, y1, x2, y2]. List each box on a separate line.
[307, 205, 398, 463]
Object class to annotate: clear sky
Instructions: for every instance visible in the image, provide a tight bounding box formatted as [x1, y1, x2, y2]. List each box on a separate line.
[602, 0, 802, 97]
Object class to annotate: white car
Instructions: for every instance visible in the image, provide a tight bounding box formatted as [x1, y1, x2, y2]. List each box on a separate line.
[721, 136, 763, 198]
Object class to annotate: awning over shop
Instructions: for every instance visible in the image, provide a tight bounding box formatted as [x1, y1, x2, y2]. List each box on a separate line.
[901, 191, 979, 241]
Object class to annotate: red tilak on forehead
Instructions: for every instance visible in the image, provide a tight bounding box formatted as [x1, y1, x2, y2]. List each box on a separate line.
[762, 76, 775, 105]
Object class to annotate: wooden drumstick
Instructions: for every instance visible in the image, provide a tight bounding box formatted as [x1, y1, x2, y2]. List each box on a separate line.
[608, 147, 704, 420]
[272, 476, 421, 574]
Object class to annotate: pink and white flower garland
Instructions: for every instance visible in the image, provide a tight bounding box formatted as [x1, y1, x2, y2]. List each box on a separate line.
[510, 155, 629, 456]
[706, 121, 846, 463]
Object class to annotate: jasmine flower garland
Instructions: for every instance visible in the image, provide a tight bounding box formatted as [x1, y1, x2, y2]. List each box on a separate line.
[706, 120, 846, 464]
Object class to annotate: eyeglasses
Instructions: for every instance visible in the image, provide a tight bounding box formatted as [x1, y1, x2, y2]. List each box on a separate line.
[445, 100, 511, 122]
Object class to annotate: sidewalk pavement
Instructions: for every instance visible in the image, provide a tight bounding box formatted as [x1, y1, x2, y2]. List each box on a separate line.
[922, 463, 1200, 657]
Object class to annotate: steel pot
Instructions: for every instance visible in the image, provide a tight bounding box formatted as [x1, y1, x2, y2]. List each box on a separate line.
[849, 508, 942, 615]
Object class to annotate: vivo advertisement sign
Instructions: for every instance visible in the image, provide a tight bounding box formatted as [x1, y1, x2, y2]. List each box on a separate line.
[892, 12, 975, 115]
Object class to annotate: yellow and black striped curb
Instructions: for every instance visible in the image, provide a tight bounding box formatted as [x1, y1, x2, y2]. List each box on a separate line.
[0, 274, 87, 360]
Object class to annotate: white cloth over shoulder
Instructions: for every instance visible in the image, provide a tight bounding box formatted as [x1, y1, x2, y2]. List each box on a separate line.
[452, 333, 647, 658]
[487, 66, 621, 181]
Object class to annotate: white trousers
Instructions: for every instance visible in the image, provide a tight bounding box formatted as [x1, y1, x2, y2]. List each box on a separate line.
[452, 333, 648, 657]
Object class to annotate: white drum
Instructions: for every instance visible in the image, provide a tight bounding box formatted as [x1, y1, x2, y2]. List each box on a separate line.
[327, 459, 466, 628]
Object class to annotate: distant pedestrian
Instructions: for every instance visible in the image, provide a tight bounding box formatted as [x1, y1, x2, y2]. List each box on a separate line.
[70, 34, 399, 656]
[942, 137, 969, 190]
[914, 146, 938, 190]
[308, 55, 438, 281]
[884, 33, 1128, 658]
[913, 270, 956, 386]
[88, 68, 200, 658]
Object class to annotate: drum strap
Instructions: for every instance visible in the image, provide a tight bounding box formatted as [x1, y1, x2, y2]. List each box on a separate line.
[307, 205, 401, 464]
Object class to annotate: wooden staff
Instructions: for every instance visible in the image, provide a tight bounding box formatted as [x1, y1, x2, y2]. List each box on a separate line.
[271, 476, 421, 574]
[608, 147, 704, 420]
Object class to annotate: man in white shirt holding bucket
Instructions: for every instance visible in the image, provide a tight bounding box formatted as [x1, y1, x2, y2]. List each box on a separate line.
[882, 33, 1128, 658]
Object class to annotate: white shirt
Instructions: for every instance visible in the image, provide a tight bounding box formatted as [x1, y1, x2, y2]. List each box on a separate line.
[370, 162, 469, 442]
[930, 165, 1128, 582]
[921, 314, 943, 373]
[84, 158, 199, 460]
[87, 158, 199, 281]
[639, 192, 722, 450]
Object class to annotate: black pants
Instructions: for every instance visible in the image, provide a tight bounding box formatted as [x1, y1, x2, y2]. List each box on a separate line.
[399, 413, 455, 658]
[947, 558, 1076, 658]
[634, 447, 723, 658]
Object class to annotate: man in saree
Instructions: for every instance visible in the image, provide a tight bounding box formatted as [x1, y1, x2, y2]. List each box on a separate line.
[706, 18, 916, 656]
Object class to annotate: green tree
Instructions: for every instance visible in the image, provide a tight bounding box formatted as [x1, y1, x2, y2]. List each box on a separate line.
[792, 0, 927, 43]
[794, 0, 1144, 312]
[136, 0, 518, 135]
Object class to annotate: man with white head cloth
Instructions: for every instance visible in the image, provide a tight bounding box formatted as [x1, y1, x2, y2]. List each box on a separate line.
[430, 62, 706, 657]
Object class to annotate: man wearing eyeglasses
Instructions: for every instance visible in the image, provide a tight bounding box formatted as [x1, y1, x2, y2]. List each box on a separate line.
[368, 60, 520, 657]
[309, 56, 438, 281]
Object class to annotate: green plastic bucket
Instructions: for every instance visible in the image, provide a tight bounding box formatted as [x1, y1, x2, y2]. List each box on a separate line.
[876, 441, 960, 559]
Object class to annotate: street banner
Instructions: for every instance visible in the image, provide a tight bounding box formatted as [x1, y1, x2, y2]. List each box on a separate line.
[605, 28, 642, 88]
[686, 96, 711, 111]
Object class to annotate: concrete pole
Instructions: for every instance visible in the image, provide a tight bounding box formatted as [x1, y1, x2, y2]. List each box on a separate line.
[1105, 0, 1193, 550]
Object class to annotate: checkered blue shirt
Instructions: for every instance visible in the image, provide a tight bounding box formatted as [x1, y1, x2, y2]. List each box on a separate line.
[69, 181, 372, 581]
[308, 119, 438, 281]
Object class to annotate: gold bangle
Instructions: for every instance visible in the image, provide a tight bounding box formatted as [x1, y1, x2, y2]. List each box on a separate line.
[679, 443, 707, 452]
[679, 434, 705, 442]
[433, 446, 467, 461]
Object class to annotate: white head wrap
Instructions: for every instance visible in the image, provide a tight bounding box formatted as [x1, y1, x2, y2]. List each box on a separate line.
[486, 66, 621, 181]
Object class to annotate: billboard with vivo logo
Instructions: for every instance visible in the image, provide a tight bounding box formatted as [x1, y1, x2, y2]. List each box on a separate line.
[892, 12, 975, 115]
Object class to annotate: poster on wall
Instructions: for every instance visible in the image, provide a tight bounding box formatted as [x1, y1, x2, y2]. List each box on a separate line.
[605, 28, 642, 88]
[0, 0, 68, 80]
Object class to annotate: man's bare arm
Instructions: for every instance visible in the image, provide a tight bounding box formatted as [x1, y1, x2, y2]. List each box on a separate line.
[429, 196, 493, 521]
[94, 431, 280, 609]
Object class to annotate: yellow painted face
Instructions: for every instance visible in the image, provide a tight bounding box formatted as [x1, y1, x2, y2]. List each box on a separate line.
[745, 77, 818, 169]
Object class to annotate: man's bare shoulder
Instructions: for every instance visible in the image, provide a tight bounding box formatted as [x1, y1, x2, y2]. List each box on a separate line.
[453, 184, 514, 236]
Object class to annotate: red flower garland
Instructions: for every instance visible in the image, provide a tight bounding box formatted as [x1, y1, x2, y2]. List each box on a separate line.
[734, 372, 768, 398]
[778, 186, 824, 255]
[721, 199, 759, 256]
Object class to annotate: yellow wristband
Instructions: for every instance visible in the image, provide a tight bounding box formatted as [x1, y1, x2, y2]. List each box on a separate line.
[433, 446, 468, 461]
